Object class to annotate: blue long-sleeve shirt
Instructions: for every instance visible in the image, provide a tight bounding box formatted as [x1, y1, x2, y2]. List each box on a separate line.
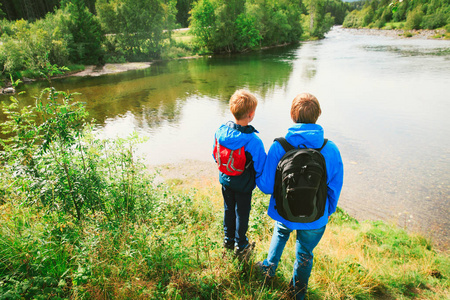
[258, 123, 344, 230]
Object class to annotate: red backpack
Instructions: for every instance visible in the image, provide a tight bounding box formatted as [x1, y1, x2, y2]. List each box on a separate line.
[213, 139, 246, 176]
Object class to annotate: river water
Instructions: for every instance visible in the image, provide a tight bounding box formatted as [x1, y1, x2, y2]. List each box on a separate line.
[2, 26, 449, 250]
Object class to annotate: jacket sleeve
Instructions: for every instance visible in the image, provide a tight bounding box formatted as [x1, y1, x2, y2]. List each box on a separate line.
[324, 141, 344, 216]
[248, 136, 266, 180]
[257, 141, 284, 194]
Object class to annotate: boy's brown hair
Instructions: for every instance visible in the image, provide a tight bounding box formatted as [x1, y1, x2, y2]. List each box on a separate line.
[229, 90, 258, 120]
[290, 93, 321, 124]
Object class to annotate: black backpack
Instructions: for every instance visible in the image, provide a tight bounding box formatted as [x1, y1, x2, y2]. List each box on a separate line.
[273, 137, 328, 223]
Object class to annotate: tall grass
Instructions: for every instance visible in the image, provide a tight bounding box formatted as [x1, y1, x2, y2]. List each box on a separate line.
[1, 183, 448, 299]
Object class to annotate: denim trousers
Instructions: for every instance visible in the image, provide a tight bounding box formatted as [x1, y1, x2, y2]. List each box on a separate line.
[221, 185, 252, 249]
[262, 221, 326, 300]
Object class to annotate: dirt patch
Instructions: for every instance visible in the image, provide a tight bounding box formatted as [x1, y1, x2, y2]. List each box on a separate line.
[148, 160, 219, 188]
[71, 62, 152, 77]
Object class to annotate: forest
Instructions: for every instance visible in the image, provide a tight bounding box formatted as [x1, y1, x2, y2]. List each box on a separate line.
[343, 0, 450, 30]
[0, 0, 351, 86]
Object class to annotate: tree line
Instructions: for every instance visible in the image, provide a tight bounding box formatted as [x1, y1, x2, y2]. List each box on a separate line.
[0, 0, 351, 85]
[343, 0, 450, 30]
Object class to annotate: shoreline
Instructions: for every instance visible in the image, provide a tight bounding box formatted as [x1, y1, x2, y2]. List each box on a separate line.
[70, 62, 153, 77]
[4, 27, 447, 87]
[150, 160, 448, 253]
[340, 26, 448, 40]
[67, 27, 448, 78]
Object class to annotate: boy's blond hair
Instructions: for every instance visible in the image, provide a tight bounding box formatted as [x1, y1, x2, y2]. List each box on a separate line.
[291, 93, 321, 124]
[229, 90, 258, 120]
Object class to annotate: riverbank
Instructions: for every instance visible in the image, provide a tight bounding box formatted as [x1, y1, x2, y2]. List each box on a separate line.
[341, 26, 449, 39]
[71, 62, 153, 77]
[67, 27, 449, 78]
[150, 160, 449, 253]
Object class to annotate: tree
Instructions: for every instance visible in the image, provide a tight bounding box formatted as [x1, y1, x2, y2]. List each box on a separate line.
[324, 0, 351, 25]
[343, 0, 450, 29]
[0, 0, 61, 21]
[96, 0, 169, 60]
[0, 3, 5, 19]
[304, 0, 334, 38]
[62, 0, 104, 64]
[176, 0, 193, 28]
[405, 5, 424, 29]
[190, 0, 304, 53]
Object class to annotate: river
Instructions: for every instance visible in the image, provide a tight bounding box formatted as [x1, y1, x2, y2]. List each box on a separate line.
[2, 26, 449, 250]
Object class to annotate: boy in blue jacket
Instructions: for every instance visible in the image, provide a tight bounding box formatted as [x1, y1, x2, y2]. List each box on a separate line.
[256, 93, 344, 299]
[213, 89, 266, 257]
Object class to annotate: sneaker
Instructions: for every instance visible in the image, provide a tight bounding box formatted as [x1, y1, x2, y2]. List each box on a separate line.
[254, 261, 274, 280]
[223, 241, 234, 250]
[234, 241, 255, 261]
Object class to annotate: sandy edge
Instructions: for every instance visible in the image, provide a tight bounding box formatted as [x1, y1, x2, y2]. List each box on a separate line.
[71, 62, 153, 77]
[342, 27, 448, 39]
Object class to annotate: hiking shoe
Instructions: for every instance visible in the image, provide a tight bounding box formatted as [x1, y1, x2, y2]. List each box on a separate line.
[223, 241, 234, 250]
[288, 279, 306, 299]
[254, 261, 274, 281]
[234, 241, 255, 261]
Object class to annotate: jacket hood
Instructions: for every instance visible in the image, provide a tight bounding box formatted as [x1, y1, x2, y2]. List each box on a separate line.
[285, 123, 325, 149]
[215, 121, 258, 150]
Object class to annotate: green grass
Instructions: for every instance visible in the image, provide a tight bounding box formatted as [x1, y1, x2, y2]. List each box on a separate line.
[161, 29, 198, 60]
[383, 22, 405, 30]
[1, 179, 448, 299]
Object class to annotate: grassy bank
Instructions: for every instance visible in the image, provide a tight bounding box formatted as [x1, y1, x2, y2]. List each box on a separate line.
[1, 175, 448, 299]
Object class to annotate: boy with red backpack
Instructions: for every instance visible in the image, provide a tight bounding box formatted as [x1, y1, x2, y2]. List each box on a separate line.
[213, 89, 266, 258]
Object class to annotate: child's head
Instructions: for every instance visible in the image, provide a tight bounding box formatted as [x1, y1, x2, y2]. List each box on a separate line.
[290, 93, 321, 124]
[229, 89, 258, 121]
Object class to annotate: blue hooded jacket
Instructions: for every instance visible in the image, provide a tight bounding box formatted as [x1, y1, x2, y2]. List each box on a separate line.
[258, 123, 344, 230]
[213, 121, 267, 193]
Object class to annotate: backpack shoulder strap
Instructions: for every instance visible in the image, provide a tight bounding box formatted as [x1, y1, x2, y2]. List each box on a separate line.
[274, 137, 295, 152]
[317, 139, 328, 151]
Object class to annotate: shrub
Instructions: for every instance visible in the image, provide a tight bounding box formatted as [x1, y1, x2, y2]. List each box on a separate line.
[0, 14, 71, 79]
[405, 7, 424, 30]
[1, 87, 154, 221]
[421, 12, 448, 29]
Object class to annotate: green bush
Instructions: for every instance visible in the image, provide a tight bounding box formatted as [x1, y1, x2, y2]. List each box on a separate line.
[0, 13, 72, 79]
[405, 7, 424, 30]
[1, 87, 155, 221]
[190, 0, 305, 53]
[422, 12, 448, 29]
[343, 10, 360, 28]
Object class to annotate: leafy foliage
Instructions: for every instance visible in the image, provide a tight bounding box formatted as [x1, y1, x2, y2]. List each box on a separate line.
[190, 0, 307, 53]
[61, 0, 104, 64]
[96, 0, 176, 61]
[1, 87, 154, 221]
[343, 0, 450, 30]
[304, 0, 335, 39]
[176, 0, 194, 28]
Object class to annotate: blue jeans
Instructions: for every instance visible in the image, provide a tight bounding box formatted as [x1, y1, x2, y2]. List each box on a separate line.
[221, 185, 252, 249]
[262, 222, 326, 300]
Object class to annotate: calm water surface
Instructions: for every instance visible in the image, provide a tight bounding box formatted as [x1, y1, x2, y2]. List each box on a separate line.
[2, 27, 449, 249]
